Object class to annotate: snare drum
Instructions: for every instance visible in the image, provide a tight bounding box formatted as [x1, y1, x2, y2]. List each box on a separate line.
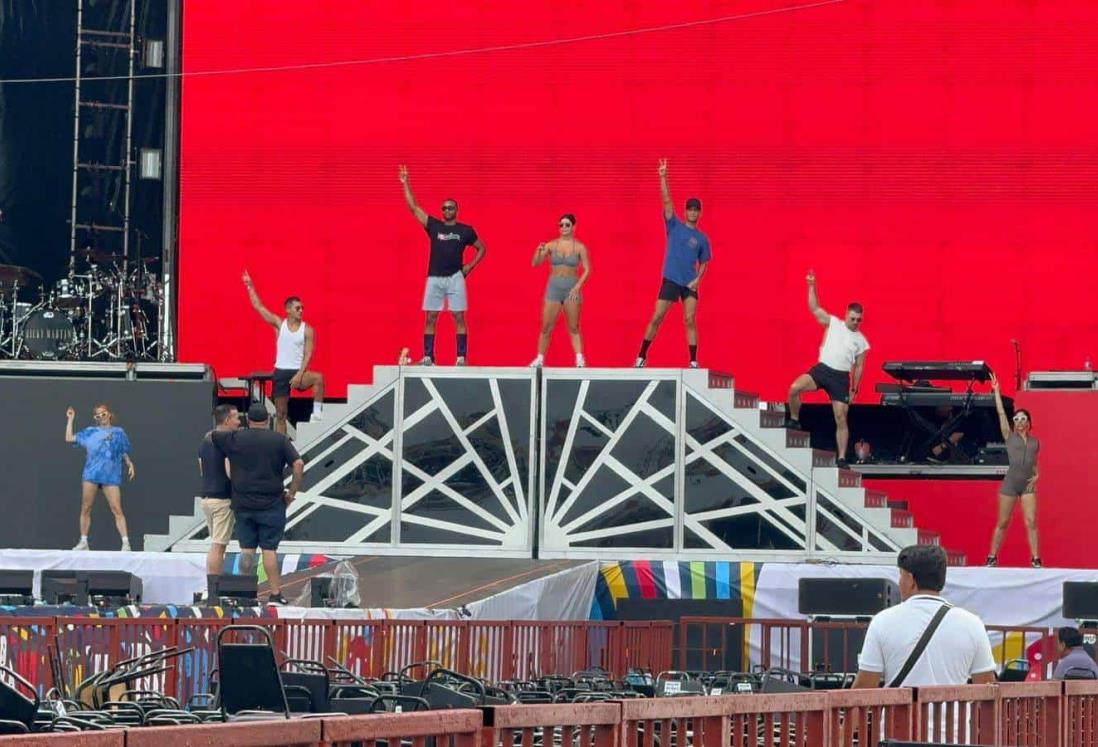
[22, 308, 76, 360]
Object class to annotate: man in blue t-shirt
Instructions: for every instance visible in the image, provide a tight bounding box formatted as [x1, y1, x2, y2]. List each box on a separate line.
[635, 159, 712, 368]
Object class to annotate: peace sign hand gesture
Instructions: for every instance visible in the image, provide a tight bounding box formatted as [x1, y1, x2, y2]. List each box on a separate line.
[658, 159, 668, 177]
[398, 164, 409, 184]
[990, 371, 1000, 393]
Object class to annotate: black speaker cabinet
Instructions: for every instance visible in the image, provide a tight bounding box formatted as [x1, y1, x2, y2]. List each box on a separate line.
[798, 577, 899, 616]
[41, 571, 87, 605]
[1063, 581, 1098, 620]
[208, 574, 258, 605]
[41, 570, 142, 606]
[86, 571, 142, 603]
[0, 570, 33, 597]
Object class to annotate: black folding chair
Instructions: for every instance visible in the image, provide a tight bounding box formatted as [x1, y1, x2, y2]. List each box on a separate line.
[0, 664, 39, 733]
[216, 624, 290, 719]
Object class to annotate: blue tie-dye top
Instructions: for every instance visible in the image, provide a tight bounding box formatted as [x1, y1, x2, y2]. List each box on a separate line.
[74, 426, 131, 486]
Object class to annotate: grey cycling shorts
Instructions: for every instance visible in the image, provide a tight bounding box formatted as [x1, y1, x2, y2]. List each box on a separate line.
[546, 275, 580, 304]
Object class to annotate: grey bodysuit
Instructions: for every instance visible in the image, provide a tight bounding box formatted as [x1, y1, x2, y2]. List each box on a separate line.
[1001, 432, 1039, 497]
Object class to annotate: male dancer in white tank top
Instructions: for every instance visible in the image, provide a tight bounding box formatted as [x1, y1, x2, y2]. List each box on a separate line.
[242, 271, 325, 434]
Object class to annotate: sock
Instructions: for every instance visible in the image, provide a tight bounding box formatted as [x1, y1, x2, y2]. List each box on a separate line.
[424, 334, 435, 360]
[689, 344, 698, 363]
[576, 353, 586, 366]
[314, 402, 324, 414]
[121, 536, 129, 543]
[638, 338, 653, 359]
[80, 535, 88, 542]
[532, 354, 544, 364]
[456, 333, 468, 357]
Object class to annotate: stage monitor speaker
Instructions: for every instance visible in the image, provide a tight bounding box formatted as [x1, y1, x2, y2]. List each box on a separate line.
[798, 577, 899, 617]
[208, 574, 258, 606]
[0, 570, 34, 605]
[86, 571, 142, 604]
[1063, 582, 1098, 620]
[41, 571, 87, 605]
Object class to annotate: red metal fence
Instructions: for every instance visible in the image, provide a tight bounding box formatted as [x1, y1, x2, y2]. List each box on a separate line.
[679, 616, 1066, 679]
[0, 617, 674, 699]
[5, 683, 1095, 747]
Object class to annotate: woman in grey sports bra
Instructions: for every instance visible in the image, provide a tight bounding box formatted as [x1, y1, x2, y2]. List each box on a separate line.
[529, 213, 591, 367]
[986, 372, 1041, 568]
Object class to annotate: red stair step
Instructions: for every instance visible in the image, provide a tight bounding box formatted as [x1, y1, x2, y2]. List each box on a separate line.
[707, 371, 734, 389]
[918, 529, 941, 546]
[891, 509, 914, 528]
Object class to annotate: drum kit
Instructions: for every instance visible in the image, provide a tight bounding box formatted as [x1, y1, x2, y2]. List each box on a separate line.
[0, 248, 161, 361]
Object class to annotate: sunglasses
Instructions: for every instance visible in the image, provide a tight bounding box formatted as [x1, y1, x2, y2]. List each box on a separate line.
[559, 222, 573, 228]
[441, 205, 457, 211]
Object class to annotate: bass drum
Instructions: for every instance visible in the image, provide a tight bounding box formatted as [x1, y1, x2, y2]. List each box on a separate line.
[22, 308, 76, 360]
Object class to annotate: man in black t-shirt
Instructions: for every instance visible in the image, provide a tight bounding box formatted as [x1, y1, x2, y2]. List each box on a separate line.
[211, 404, 304, 606]
[399, 165, 487, 366]
[199, 404, 240, 579]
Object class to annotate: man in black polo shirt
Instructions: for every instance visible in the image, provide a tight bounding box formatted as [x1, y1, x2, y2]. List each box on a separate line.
[199, 404, 240, 578]
[211, 403, 304, 606]
[399, 164, 487, 365]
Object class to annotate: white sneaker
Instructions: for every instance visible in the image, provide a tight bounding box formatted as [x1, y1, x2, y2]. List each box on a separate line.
[455, 356, 467, 366]
[689, 361, 699, 369]
[309, 411, 324, 423]
[575, 355, 586, 368]
[120, 539, 131, 552]
[72, 539, 89, 551]
[417, 356, 434, 366]
[634, 357, 646, 368]
[529, 356, 544, 368]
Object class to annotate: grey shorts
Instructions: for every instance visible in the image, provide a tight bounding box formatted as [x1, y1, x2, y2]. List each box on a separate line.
[1001, 470, 1035, 497]
[546, 275, 580, 303]
[423, 271, 467, 312]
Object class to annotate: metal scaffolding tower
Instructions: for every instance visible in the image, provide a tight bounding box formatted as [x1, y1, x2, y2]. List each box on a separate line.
[68, 0, 137, 357]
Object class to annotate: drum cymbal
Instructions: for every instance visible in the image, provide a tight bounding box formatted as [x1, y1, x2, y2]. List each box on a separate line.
[0, 264, 41, 284]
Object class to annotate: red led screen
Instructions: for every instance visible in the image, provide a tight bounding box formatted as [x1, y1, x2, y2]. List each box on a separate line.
[181, 0, 1098, 399]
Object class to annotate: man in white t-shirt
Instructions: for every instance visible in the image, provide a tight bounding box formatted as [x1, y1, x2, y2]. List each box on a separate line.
[853, 544, 997, 688]
[785, 270, 869, 467]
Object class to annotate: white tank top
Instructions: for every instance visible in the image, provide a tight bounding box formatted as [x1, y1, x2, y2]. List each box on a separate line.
[275, 319, 306, 369]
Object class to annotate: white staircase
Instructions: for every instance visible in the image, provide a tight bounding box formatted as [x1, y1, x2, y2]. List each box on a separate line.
[148, 366, 962, 564]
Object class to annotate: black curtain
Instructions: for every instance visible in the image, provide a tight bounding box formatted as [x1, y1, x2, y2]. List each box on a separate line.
[0, 0, 167, 287]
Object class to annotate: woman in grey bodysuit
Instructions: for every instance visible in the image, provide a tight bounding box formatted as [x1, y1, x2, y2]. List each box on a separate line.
[986, 372, 1041, 567]
[529, 214, 591, 367]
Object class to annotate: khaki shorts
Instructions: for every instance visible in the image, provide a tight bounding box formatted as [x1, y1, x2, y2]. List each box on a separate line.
[201, 498, 235, 545]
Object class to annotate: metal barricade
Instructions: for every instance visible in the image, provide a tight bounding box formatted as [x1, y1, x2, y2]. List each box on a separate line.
[913, 684, 999, 745]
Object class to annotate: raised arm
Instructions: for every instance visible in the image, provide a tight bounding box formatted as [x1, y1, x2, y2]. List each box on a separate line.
[659, 159, 674, 220]
[990, 372, 1012, 441]
[806, 270, 830, 326]
[241, 270, 281, 330]
[65, 407, 76, 443]
[399, 165, 428, 227]
[463, 239, 487, 276]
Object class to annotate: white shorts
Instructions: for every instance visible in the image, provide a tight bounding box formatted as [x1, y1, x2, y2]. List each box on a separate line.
[422, 271, 468, 312]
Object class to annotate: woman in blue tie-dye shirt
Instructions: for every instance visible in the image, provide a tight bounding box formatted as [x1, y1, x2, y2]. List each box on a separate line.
[65, 403, 136, 551]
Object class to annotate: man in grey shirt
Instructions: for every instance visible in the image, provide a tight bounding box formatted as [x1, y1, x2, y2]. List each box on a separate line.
[1053, 626, 1098, 679]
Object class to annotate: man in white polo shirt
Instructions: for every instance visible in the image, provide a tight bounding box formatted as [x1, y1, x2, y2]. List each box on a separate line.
[853, 544, 997, 688]
[785, 270, 869, 467]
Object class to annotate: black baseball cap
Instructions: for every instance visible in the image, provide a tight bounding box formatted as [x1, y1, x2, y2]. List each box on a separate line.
[685, 197, 702, 210]
[247, 403, 269, 422]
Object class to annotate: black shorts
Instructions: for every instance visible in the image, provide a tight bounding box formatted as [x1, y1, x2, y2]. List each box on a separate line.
[808, 362, 851, 404]
[235, 505, 287, 551]
[272, 368, 298, 398]
[657, 278, 698, 303]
